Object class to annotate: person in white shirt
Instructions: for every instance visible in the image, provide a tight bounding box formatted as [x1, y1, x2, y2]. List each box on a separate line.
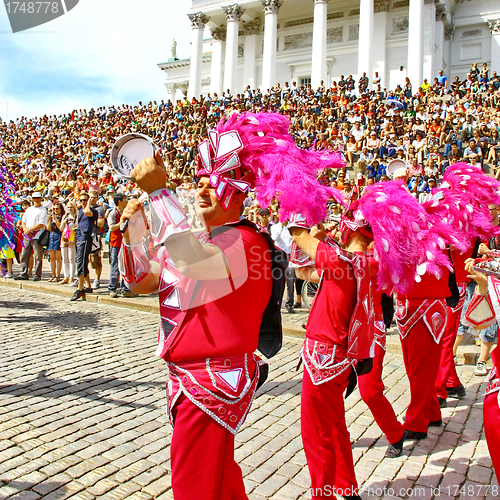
[15, 192, 48, 281]
[270, 216, 296, 314]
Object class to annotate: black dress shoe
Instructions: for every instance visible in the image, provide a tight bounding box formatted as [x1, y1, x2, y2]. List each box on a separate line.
[446, 384, 466, 399]
[14, 275, 29, 281]
[404, 429, 427, 441]
[385, 434, 405, 458]
[428, 419, 443, 427]
[286, 306, 295, 314]
[438, 397, 447, 408]
[70, 290, 85, 301]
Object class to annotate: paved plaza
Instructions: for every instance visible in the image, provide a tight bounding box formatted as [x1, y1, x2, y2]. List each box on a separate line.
[0, 287, 497, 499]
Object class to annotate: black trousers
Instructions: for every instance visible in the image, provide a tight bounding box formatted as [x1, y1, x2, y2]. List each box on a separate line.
[76, 238, 92, 278]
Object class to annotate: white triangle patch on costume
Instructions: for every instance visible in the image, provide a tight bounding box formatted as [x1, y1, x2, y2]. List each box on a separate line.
[159, 268, 178, 292]
[216, 368, 243, 391]
[163, 287, 180, 309]
[363, 297, 370, 316]
[317, 353, 330, 366]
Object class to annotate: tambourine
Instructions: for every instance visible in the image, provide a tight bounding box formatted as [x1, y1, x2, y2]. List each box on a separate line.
[110, 133, 156, 181]
[472, 259, 500, 279]
[110, 133, 155, 233]
[386, 158, 408, 179]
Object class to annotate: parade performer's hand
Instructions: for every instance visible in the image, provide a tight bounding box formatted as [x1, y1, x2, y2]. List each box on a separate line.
[478, 243, 490, 256]
[121, 198, 147, 245]
[130, 150, 167, 195]
[310, 223, 327, 241]
[465, 258, 488, 294]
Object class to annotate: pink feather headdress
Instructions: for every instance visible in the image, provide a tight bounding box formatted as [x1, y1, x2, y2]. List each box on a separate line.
[352, 181, 453, 293]
[422, 162, 500, 250]
[196, 112, 345, 225]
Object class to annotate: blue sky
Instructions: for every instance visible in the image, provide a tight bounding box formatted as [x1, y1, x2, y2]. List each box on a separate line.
[0, 0, 194, 120]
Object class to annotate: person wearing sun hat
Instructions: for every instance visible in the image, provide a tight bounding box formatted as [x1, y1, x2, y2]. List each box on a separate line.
[14, 191, 47, 282]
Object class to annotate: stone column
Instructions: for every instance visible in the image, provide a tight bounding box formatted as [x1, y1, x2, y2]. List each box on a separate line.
[407, 0, 425, 90]
[372, 0, 387, 88]
[434, 5, 446, 79]
[244, 19, 261, 91]
[187, 12, 209, 99]
[357, 0, 374, 79]
[261, 0, 282, 93]
[443, 27, 453, 75]
[210, 26, 226, 97]
[223, 4, 244, 94]
[166, 83, 177, 104]
[422, 0, 436, 83]
[488, 19, 500, 72]
[311, 0, 329, 90]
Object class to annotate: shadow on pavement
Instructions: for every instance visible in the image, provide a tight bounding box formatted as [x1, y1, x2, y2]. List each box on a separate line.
[0, 297, 116, 331]
[0, 369, 163, 410]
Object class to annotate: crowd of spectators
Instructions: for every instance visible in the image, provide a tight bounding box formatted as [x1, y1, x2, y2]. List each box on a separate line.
[1, 61, 499, 288]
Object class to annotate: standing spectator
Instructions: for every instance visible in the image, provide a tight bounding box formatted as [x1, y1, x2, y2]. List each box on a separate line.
[47, 202, 65, 282]
[60, 201, 77, 285]
[14, 192, 47, 282]
[107, 194, 136, 298]
[71, 192, 98, 301]
[88, 190, 105, 289]
[436, 70, 448, 89]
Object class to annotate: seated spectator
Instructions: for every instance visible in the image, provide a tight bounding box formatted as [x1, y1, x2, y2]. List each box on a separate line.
[424, 157, 440, 179]
[365, 131, 381, 156]
[408, 157, 424, 177]
[463, 138, 483, 163]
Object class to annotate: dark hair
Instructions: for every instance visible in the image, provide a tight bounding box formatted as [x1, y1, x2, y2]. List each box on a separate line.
[114, 193, 126, 205]
[53, 203, 65, 215]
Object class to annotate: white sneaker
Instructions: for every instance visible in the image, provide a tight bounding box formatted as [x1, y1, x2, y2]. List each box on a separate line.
[92, 279, 100, 289]
[5, 273, 13, 279]
[474, 361, 488, 376]
[69, 279, 78, 287]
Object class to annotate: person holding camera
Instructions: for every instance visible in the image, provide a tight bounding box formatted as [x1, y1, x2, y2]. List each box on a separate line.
[47, 202, 65, 282]
[14, 192, 47, 282]
[70, 192, 99, 301]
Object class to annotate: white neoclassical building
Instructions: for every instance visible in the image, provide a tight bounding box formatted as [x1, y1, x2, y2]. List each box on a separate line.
[158, 0, 500, 101]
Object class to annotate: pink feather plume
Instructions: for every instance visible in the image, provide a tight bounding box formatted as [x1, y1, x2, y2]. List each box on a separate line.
[215, 112, 345, 225]
[422, 162, 500, 249]
[356, 181, 452, 293]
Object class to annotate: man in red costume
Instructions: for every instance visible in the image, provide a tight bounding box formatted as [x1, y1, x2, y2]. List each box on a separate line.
[434, 246, 476, 405]
[119, 145, 274, 500]
[290, 217, 375, 500]
[358, 283, 406, 457]
[463, 257, 500, 475]
[396, 268, 450, 439]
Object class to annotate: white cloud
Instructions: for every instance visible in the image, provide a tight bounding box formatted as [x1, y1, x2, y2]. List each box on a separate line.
[0, 0, 194, 119]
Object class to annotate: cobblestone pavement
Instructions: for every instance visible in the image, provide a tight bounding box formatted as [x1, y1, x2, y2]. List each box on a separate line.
[0, 287, 497, 500]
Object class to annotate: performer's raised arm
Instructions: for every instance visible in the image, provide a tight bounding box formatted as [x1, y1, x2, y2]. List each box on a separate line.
[131, 152, 238, 272]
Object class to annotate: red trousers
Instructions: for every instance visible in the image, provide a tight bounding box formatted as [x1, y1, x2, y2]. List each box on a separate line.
[400, 321, 442, 433]
[358, 343, 405, 445]
[435, 305, 462, 399]
[170, 394, 248, 500]
[484, 393, 500, 476]
[301, 367, 358, 499]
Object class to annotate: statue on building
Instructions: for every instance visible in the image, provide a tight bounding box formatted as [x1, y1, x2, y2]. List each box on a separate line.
[171, 39, 177, 60]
